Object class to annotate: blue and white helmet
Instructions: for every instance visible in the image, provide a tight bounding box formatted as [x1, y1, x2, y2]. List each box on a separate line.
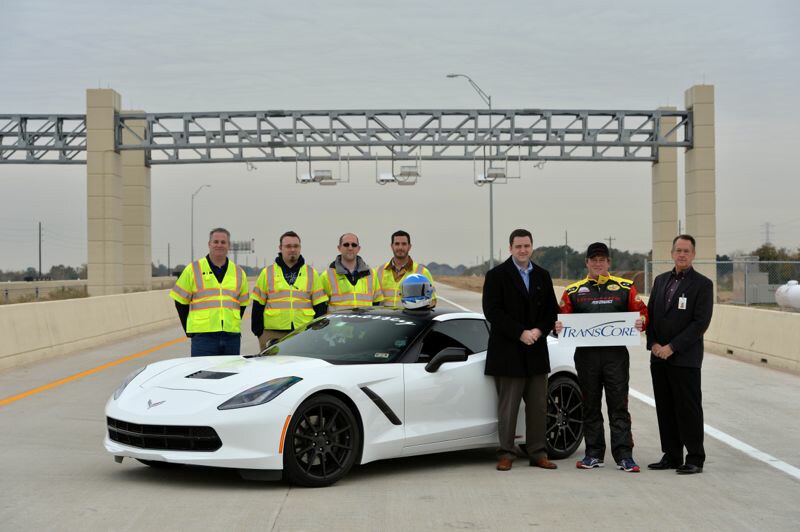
[400, 273, 435, 309]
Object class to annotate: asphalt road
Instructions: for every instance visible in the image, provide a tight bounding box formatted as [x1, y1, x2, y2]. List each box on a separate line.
[1, 283, 798, 531]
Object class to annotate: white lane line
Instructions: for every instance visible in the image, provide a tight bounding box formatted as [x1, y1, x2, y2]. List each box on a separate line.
[439, 290, 800, 481]
[629, 388, 800, 481]
[437, 295, 472, 312]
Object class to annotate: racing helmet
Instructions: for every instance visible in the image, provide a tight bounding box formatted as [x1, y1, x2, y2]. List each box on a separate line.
[400, 273, 435, 309]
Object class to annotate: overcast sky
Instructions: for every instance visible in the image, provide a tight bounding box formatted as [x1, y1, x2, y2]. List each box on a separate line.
[2, 0, 799, 272]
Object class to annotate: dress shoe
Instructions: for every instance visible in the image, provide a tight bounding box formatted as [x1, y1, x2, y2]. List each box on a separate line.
[676, 464, 703, 475]
[530, 457, 558, 469]
[496, 457, 513, 471]
[647, 456, 679, 470]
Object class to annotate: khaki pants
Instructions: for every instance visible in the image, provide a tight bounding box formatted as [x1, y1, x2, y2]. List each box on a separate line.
[258, 329, 290, 352]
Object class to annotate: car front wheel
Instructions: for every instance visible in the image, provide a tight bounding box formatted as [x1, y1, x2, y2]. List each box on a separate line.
[283, 394, 361, 487]
[545, 375, 583, 459]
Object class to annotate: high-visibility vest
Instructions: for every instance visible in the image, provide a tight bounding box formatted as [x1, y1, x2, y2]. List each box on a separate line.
[322, 267, 383, 309]
[251, 263, 327, 330]
[169, 257, 249, 334]
[378, 260, 436, 308]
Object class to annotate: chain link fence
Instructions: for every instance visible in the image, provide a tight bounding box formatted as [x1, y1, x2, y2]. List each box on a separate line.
[644, 259, 800, 307]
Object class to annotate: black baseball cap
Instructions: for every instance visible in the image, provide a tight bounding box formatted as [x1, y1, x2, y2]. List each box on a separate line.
[586, 242, 609, 258]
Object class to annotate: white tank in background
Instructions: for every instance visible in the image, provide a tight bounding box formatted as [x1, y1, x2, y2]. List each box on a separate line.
[775, 280, 800, 310]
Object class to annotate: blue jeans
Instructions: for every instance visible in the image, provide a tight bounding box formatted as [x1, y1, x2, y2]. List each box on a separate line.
[191, 332, 241, 356]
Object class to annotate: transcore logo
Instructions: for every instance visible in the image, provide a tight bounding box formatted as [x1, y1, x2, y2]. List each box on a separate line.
[560, 320, 638, 339]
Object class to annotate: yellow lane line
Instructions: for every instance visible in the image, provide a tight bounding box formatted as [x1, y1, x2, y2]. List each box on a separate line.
[0, 337, 187, 408]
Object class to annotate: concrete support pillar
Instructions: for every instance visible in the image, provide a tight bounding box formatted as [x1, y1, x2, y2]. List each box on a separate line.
[86, 89, 123, 296]
[121, 111, 152, 291]
[684, 85, 717, 286]
[651, 107, 678, 279]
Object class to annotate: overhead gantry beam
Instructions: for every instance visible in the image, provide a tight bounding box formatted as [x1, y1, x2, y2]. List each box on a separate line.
[0, 108, 692, 164]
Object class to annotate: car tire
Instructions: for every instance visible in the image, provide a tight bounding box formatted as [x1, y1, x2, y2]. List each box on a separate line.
[545, 375, 583, 460]
[136, 459, 183, 469]
[283, 393, 361, 487]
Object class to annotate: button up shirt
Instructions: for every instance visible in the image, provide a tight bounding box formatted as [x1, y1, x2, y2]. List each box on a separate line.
[513, 259, 534, 291]
[665, 266, 691, 308]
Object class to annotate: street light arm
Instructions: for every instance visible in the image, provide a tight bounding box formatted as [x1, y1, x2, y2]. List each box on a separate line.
[192, 184, 211, 199]
[446, 73, 491, 109]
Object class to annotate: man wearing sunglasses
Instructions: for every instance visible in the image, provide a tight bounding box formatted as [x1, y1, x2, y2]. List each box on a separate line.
[321, 233, 384, 310]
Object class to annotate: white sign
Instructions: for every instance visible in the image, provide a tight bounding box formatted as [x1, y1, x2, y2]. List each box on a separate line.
[557, 312, 641, 348]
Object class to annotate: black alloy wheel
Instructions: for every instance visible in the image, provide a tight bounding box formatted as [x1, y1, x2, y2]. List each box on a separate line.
[283, 394, 361, 487]
[545, 375, 584, 459]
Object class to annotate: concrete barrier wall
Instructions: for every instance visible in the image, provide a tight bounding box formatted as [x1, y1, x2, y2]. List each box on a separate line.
[0, 289, 176, 372]
[704, 305, 800, 373]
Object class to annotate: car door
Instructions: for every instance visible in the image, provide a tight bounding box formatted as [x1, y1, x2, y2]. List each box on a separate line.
[402, 319, 497, 449]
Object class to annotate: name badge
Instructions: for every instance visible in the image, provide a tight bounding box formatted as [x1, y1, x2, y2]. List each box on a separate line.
[678, 296, 687, 310]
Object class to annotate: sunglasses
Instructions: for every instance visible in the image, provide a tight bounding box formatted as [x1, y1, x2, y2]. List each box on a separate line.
[341, 242, 359, 248]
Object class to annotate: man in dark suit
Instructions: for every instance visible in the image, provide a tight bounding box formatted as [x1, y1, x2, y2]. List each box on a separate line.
[646, 234, 714, 475]
[482, 228, 559, 471]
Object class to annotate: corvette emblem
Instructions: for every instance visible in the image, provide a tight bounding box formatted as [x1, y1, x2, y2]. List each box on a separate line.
[147, 399, 166, 409]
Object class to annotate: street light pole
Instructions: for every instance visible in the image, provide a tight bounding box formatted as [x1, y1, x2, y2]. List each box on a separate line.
[447, 73, 495, 269]
[190, 184, 211, 261]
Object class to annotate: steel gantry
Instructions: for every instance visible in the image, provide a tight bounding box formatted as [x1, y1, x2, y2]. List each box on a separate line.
[0, 108, 691, 164]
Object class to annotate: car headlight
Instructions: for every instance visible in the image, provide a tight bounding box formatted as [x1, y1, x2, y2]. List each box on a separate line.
[217, 376, 302, 410]
[113, 365, 148, 400]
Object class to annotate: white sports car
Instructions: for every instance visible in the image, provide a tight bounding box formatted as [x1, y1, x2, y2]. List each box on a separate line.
[105, 309, 583, 487]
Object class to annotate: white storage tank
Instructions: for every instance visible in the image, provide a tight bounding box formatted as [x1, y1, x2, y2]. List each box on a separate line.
[775, 280, 800, 310]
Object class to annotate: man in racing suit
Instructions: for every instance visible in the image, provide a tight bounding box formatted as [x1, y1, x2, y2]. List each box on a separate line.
[555, 242, 647, 472]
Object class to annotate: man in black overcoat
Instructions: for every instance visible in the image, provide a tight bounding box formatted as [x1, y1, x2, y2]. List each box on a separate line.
[646, 234, 714, 475]
[482, 228, 559, 471]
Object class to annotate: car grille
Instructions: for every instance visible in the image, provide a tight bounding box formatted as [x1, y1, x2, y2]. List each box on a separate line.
[107, 417, 222, 451]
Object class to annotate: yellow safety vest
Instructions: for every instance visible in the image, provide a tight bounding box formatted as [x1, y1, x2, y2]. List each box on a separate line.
[169, 257, 249, 334]
[322, 267, 383, 309]
[251, 263, 327, 330]
[378, 260, 436, 308]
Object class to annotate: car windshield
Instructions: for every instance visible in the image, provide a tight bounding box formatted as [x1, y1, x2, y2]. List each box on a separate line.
[260, 312, 429, 364]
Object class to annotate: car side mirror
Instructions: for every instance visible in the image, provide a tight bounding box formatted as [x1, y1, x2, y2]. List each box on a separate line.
[425, 347, 468, 373]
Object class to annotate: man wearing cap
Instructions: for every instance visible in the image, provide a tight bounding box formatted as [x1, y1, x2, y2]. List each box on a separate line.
[554, 242, 647, 473]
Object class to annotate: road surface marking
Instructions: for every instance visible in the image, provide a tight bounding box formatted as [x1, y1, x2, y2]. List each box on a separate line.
[0, 337, 187, 408]
[628, 388, 800, 481]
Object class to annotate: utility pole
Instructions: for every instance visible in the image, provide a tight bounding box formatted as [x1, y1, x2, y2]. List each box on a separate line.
[167, 243, 171, 273]
[763, 222, 773, 244]
[606, 235, 616, 250]
[561, 230, 568, 279]
[38, 221, 42, 278]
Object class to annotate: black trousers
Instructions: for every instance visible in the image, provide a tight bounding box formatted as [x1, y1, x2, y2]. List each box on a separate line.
[574, 346, 633, 462]
[650, 361, 705, 467]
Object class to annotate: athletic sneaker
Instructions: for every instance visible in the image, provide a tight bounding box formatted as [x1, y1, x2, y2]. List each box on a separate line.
[616, 458, 641, 473]
[576, 456, 604, 469]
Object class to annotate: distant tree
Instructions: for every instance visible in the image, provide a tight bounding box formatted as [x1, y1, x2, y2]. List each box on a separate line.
[48, 264, 80, 280]
[753, 243, 793, 261]
[152, 263, 171, 277]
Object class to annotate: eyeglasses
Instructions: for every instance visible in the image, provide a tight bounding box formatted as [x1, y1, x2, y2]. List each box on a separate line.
[341, 242, 359, 248]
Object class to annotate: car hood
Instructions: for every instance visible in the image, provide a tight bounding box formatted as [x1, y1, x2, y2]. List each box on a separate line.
[136, 355, 333, 396]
